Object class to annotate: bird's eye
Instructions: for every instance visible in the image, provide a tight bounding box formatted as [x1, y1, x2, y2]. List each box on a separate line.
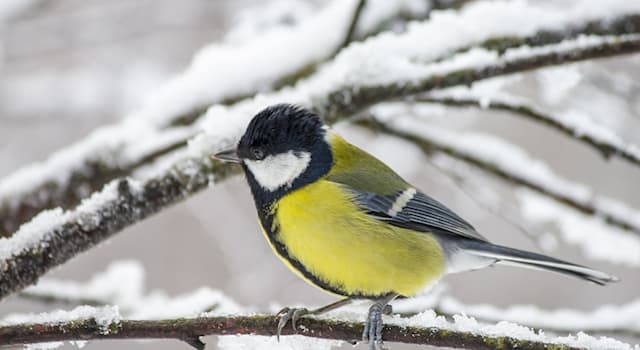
[252, 148, 265, 160]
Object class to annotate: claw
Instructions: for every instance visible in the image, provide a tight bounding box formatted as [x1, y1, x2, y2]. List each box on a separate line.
[276, 307, 309, 341]
[291, 308, 309, 329]
[362, 301, 394, 350]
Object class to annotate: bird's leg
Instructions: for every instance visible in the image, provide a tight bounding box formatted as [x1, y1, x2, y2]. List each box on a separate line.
[362, 293, 399, 350]
[276, 297, 353, 340]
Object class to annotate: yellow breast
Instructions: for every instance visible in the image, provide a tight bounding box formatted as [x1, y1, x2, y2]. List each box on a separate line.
[270, 180, 445, 297]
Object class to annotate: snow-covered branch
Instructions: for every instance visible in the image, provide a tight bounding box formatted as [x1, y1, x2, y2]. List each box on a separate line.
[322, 34, 640, 123]
[0, 158, 240, 300]
[19, 263, 640, 344]
[433, 296, 640, 339]
[0, 311, 632, 350]
[416, 96, 640, 166]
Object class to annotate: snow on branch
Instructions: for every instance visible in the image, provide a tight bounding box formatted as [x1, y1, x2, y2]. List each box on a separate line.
[17, 260, 242, 319]
[389, 286, 640, 339]
[0, 310, 635, 350]
[8, 275, 640, 349]
[434, 295, 640, 338]
[0, 158, 239, 300]
[0, 0, 367, 238]
[321, 33, 640, 123]
[2, 5, 640, 303]
[360, 114, 640, 266]
[416, 96, 640, 167]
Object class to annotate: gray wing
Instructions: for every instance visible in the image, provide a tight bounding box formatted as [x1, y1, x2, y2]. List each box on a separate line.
[347, 186, 487, 242]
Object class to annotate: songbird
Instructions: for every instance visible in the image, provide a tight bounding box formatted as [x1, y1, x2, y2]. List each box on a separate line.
[213, 104, 617, 349]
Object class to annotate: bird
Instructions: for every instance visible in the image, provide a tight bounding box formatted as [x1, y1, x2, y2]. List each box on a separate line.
[213, 103, 618, 350]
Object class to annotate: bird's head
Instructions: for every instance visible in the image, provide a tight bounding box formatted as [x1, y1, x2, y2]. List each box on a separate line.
[214, 104, 333, 197]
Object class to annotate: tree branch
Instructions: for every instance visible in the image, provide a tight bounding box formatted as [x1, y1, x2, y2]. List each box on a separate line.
[0, 159, 240, 300]
[0, 314, 595, 350]
[322, 34, 640, 122]
[416, 96, 640, 166]
[446, 15, 640, 60]
[428, 296, 640, 340]
[333, 0, 367, 56]
[0, 134, 193, 238]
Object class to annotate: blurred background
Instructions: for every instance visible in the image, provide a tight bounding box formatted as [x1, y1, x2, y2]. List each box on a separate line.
[1, 0, 639, 349]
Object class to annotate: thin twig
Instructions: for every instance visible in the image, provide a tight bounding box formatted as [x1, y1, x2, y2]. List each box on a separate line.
[334, 0, 367, 55]
[0, 314, 591, 350]
[417, 96, 640, 166]
[18, 292, 106, 307]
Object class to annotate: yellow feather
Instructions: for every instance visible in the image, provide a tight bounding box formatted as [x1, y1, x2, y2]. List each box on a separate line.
[272, 180, 445, 297]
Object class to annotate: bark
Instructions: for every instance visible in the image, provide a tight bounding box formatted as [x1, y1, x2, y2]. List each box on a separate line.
[0, 314, 588, 350]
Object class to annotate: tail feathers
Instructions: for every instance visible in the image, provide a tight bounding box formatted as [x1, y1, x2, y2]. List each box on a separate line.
[463, 243, 619, 285]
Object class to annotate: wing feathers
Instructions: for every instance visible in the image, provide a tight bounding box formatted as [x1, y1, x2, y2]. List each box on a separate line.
[345, 185, 486, 241]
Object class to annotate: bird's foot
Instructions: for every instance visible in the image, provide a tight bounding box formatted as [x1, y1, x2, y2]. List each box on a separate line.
[276, 307, 309, 341]
[362, 303, 393, 350]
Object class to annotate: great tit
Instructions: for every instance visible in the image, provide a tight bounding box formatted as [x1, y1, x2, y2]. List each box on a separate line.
[214, 104, 618, 349]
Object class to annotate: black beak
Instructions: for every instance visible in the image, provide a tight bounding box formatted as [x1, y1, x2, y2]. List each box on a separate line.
[212, 149, 241, 163]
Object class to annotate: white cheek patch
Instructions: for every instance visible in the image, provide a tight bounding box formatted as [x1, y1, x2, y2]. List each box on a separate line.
[245, 151, 312, 191]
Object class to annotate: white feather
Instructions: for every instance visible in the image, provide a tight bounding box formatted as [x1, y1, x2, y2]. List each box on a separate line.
[445, 249, 494, 274]
[244, 151, 311, 191]
[388, 188, 417, 217]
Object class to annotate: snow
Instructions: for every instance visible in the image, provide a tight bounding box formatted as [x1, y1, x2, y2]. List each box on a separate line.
[355, 0, 429, 36]
[278, 293, 640, 350]
[69, 341, 87, 349]
[536, 65, 582, 105]
[0, 208, 68, 263]
[25, 342, 64, 350]
[517, 189, 640, 266]
[391, 310, 639, 350]
[24, 260, 145, 307]
[0, 179, 141, 264]
[438, 295, 640, 333]
[141, 0, 361, 125]
[132, 287, 241, 319]
[23, 259, 243, 319]
[0, 305, 122, 334]
[218, 335, 342, 350]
